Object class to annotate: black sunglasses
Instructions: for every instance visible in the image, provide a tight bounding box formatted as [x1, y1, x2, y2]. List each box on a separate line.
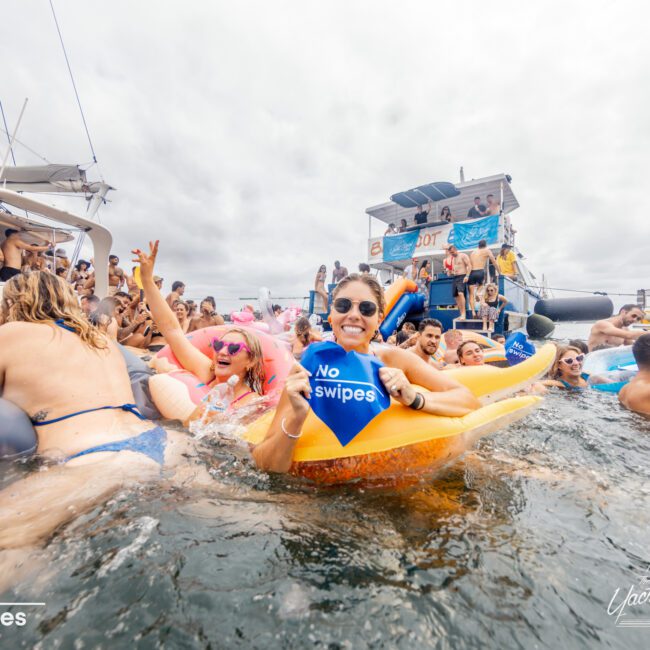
[333, 297, 378, 317]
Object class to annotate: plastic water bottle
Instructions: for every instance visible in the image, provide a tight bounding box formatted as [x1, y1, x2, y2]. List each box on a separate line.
[200, 374, 239, 425]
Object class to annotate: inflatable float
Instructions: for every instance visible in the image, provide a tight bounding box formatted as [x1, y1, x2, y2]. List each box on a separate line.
[242, 343, 554, 485]
[148, 325, 295, 421]
[583, 345, 637, 393]
[433, 330, 508, 365]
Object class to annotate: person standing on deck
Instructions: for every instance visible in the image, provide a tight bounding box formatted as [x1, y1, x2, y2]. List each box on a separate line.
[331, 260, 348, 284]
[496, 244, 519, 280]
[413, 204, 429, 225]
[403, 258, 418, 281]
[588, 304, 645, 351]
[448, 245, 471, 319]
[467, 197, 487, 219]
[468, 240, 499, 314]
[486, 194, 501, 215]
[0, 229, 52, 282]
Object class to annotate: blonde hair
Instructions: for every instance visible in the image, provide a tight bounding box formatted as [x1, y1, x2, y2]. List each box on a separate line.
[211, 327, 266, 394]
[551, 345, 582, 379]
[2, 271, 107, 350]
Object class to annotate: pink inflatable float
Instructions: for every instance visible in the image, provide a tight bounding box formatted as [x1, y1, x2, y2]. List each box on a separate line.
[149, 325, 294, 422]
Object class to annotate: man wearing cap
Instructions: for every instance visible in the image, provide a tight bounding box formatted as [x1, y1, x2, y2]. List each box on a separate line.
[403, 258, 418, 281]
[496, 244, 519, 279]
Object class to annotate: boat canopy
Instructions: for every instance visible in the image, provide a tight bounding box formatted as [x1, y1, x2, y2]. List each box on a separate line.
[0, 208, 74, 244]
[390, 181, 460, 208]
[366, 173, 520, 225]
[0, 164, 111, 194]
[0, 188, 112, 297]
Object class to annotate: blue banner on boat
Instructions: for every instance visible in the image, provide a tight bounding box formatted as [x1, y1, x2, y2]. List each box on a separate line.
[300, 341, 391, 447]
[448, 214, 499, 249]
[383, 230, 419, 263]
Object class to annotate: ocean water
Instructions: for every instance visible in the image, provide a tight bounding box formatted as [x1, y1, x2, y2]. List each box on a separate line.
[2, 325, 649, 648]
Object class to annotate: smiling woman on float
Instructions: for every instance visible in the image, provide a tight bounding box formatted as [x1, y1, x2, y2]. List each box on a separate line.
[133, 241, 264, 407]
[252, 273, 480, 473]
[542, 345, 588, 390]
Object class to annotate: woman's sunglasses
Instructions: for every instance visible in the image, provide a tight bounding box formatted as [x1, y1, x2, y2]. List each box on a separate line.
[211, 338, 251, 356]
[333, 298, 378, 317]
[561, 354, 584, 365]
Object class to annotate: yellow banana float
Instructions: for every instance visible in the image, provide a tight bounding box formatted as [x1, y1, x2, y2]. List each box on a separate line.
[242, 343, 554, 485]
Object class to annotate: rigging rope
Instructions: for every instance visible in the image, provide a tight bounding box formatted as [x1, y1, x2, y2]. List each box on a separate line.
[0, 100, 17, 166]
[0, 127, 51, 163]
[48, 0, 102, 178]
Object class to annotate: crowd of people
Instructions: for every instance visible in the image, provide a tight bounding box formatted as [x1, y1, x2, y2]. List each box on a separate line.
[0, 236, 649, 562]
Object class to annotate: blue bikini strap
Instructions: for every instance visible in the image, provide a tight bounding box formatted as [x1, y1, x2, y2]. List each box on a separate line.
[54, 318, 77, 333]
[32, 403, 147, 427]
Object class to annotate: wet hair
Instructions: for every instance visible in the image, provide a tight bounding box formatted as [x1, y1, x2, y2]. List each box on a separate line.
[294, 316, 312, 346]
[551, 345, 582, 379]
[632, 333, 650, 369]
[1, 272, 107, 349]
[418, 318, 443, 333]
[172, 281, 185, 292]
[4, 228, 18, 237]
[457, 340, 482, 364]
[358, 263, 371, 273]
[568, 339, 588, 355]
[331, 273, 385, 316]
[211, 327, 265, 394]
[478, 239, 487, 248]
[619, 304, 641, 314]
[395, 330, 410, 345]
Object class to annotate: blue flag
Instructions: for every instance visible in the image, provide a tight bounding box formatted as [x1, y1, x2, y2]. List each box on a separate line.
[383, 230, 419, 263]
[448, 214, 499, 249]
[300, 341, 391, 446]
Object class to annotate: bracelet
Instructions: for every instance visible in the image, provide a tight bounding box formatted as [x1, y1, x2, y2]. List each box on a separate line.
[281, 417, 302, 439]
[408, 392, 425, 410]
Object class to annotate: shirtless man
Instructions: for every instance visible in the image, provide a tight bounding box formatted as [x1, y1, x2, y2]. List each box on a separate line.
[331, 260, 348, 284]
[587, 304, 645, 351]
[0, 229, 52, 281]
[447, 245, 471, 318]
[443, 329, 463, 365]
[619, 334, 650, 416]
[486, 194, 501, 216]
[166, 280, 185, 307]
[409, 319, 445, 369]
[468, 239, 499, 314]
[188, 296, 225, 332]
[108, 255, 126, 295]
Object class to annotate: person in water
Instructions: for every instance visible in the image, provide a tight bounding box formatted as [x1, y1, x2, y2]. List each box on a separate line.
[251, 273, 480, 473]
[542, 345, 588, 390]
[443, 329, 463, 364]
[457, 341, 485, 367]
[587, 304, 645, 351]
[0, 271, 199, 551]
[410, 319, 445, 369]
[291, 316, 323, 360]
[619, 334, 650, 416]
[133, 241, 264, 410]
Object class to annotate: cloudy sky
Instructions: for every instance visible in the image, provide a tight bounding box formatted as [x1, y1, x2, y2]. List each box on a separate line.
[3, 0, 649, 310]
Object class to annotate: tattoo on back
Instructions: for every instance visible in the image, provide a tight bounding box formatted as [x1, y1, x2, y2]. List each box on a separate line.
[31, 410, 49, 423]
